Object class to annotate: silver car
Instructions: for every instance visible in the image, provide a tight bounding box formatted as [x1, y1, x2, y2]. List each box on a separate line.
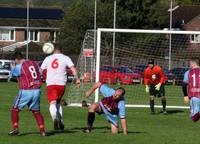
[0, 60, 13, 82]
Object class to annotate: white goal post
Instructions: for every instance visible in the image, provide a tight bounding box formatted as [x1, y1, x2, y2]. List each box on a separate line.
[94, 28, 200, 109]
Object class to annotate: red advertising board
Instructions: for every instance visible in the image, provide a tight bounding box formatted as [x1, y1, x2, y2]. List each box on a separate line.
[83, 49, 93, 57]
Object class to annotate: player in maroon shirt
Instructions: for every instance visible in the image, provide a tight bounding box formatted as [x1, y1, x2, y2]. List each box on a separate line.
[9, 51, 46, 136]
[82, 82, 127, 134]
[182, 58, 200, 122]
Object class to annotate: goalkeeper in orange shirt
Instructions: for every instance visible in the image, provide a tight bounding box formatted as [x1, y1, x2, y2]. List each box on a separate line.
[144, 59, 167, 114]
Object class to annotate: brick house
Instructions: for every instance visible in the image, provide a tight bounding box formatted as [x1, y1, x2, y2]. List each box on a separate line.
[172, 5, 200, 49]
[0, 7, 64, 59]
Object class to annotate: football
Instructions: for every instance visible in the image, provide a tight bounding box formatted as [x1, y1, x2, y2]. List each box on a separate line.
[42, 42, 54, 54]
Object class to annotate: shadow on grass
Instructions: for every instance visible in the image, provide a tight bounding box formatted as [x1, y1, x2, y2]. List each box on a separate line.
[19, 126, 148, 136]
[99, 130, 147, 134]
[70, 127, 147, 135]
[68, 126, 110, 131]
[19, 129, 78, 136]
[18, 132, 43, 136]
[158, 110, 185, 115]
[126, 131, 147, 134]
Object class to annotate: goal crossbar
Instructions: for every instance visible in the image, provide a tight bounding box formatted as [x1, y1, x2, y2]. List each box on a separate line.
[97, 28, 200, 35]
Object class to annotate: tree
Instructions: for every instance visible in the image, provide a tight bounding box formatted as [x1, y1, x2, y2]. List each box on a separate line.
[59, 0, 94, 54]
[59, 0, 116, 54]
[117, 0, 169, 29]
[59, 0, 198, 55]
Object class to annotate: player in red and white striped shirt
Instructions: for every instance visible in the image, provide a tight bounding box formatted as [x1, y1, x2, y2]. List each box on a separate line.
[41, 43, 80, 130]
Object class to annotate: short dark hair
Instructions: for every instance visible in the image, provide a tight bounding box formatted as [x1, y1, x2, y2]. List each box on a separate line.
[54, 42, 62, 51]
[190, 58, 200, 66]
[12, 51, 23, 60]
[116, 87, 126, 97]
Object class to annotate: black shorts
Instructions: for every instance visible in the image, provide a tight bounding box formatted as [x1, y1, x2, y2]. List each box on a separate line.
[149, 84, 165, 97]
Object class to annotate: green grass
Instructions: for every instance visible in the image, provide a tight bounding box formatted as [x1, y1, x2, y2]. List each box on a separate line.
[66, 83, 186, 106]
[0, 82, 199, 144]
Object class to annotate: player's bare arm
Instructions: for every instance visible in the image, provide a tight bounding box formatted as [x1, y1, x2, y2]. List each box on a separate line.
[82, 82, 101, 107]
[70, 66, 80, 85]
[121, 118, 127, 135]
[84, 82, 102, 100]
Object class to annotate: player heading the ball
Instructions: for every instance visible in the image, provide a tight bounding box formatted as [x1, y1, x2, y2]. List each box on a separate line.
[9, 51, 46, 136]
[144, 59, 167, 114]
[82, 82, 127, 135]
[41, 43, 80, 130]
[182, 58, 200, 122]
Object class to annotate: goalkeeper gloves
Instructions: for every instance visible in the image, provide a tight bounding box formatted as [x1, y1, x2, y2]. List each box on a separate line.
[155, 83, 161, 91]
[145, 85, 149, 93]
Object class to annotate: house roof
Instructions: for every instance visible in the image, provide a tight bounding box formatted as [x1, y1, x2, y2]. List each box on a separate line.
[172, 5, 200, 28]
[0, 7, 64, 20]
[0, 18, 61, 29]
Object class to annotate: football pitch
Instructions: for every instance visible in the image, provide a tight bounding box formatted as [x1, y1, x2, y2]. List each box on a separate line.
[1, 82, 200, 144]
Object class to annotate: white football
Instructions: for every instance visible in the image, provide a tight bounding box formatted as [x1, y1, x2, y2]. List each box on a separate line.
[42, 42, 54, 54]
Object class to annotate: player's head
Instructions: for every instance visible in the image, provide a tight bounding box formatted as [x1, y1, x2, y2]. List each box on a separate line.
[13, 51, 23, 64]
[54, 42, 62, 53]
[114, 87, 125, 100]
[148, 59, 154, 68]
[189, 58, 200, 68]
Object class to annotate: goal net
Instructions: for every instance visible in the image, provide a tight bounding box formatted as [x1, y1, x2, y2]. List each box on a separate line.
[65, 30, 96, 106]
[66, 28, 200, 109]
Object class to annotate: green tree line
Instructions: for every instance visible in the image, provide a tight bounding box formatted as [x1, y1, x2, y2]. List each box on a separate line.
[0, 0, 199, 55]
[59, 0, 200, 55]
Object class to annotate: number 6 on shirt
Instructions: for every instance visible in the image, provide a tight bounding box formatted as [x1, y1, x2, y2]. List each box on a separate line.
[51, 59, 59, 69]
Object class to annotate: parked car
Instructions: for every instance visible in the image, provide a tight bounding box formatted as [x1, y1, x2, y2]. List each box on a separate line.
[0, 59, 13, 82]
[135, 64, 147, 73]
[99, 65, 116, 84]
[115, 66, 141, 84]
[129, 67, 144, 77]
[170, 67, 189, 85]
[98, 65, 141, 85]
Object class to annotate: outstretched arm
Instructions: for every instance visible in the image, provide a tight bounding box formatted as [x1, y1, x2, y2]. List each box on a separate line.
[84, 82, 102, 100]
